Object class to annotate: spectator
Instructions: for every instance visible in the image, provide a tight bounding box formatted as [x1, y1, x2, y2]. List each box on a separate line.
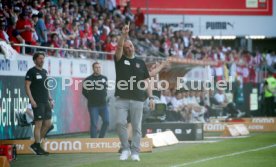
[134, 8, 144, 29]
[104, 34, 117, 59]
[214, 89, 228, 108]
[7, 18, 24, 53]
[61, 21, 75, 48]
[80, 22, 94, 49]
[48, 33, 61, 56]
[10, 5, 22, 24]
[71, 22, 80, 48]
[160, 90, 169, 105]
[151, 18, 161, 35]
[100, 27, 108, 45]
[48, 19, 63, 46]
[44, 14, 54, 32]
[0, 18, 9, 42]
[123, 4, 134, 22]
[93, 25, 101, 51]
[103, 18, 111, 34]
[32, 0, 41, 10]
[16, 10, 37, 52]
[49, 5, 58, 20]
[214, 89, 242, 117]
[171, 91, 183, 114]
[266, 50, 273, 67]
[106, 0, 116, 13]
[33, 12, 47, 45]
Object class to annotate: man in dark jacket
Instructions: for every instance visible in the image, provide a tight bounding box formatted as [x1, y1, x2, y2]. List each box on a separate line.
[82, 62, 109, 138]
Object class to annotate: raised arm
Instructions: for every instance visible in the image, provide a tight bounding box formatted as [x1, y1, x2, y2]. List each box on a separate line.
[115, 22, 130, 61]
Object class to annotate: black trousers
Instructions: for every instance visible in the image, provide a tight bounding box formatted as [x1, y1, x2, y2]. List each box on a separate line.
[264, 97, 275, 117]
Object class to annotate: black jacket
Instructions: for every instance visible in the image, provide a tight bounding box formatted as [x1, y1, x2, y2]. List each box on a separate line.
[82, 74, 108, 107]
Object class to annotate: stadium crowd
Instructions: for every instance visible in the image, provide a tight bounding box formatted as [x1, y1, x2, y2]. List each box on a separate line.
[0, 0, 275, 73]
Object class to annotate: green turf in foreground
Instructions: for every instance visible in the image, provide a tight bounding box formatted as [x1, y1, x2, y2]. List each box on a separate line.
[11, 133, 276, 167]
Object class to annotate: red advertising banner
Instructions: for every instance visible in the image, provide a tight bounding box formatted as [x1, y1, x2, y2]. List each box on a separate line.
[130, 0, 273, 15]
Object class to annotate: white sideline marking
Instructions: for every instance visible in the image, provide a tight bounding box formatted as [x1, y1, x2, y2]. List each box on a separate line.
[205, 136, 250, 139]
[179, 140, 219, 144]
[171, 144, 276, 167]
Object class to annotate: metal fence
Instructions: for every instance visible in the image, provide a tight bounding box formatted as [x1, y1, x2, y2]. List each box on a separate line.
[12, 43, 166, 63]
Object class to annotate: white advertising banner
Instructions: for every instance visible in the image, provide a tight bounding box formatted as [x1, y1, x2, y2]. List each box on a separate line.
[0, 54, 115, 80]
[147, 1, 276, 36]
[148, 14, 276, 36]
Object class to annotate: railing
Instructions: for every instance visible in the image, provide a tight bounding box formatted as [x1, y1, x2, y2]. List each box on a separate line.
[12, 43, 166, 62]
[10, 43, 272, 83]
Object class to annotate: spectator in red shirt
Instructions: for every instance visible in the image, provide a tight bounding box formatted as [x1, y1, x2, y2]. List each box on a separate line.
[49, 33, 61, 48]
[79, 22, 94, 49]
[32, 0, 41, 10]
[134, 8, 144, 29]
[49, 5, 58, 20]
[45, 14, 54, 32]
[16, 10, 37, 53]
[7, 19, 24, 53]
[37, 0, 46, 9]
[104, 34, 117, 60]
[100, 27, 108, 45]
[0, 19, 9, 43]
[49, 33, 62, 56]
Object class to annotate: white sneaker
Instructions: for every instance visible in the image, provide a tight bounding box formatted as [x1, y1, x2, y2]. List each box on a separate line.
[131, 154, 140, 161]
[119, 150, 130, 161]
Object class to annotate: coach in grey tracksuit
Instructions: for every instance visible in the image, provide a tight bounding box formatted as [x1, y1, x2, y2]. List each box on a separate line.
[114, 23, 155, 161]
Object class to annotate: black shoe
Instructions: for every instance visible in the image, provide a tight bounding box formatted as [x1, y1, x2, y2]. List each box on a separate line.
[40, 147, 50, 155]
[39, 146, 49, 156]
[29, 143, 44, 155]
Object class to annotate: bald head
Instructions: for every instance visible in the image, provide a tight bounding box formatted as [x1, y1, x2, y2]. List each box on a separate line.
[123, 40, 135, 58]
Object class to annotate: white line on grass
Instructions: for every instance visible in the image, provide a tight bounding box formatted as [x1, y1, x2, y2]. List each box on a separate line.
[204, 136, 250, 139]
[171, 144, 276, 167]
[178, 140, 219, 144]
